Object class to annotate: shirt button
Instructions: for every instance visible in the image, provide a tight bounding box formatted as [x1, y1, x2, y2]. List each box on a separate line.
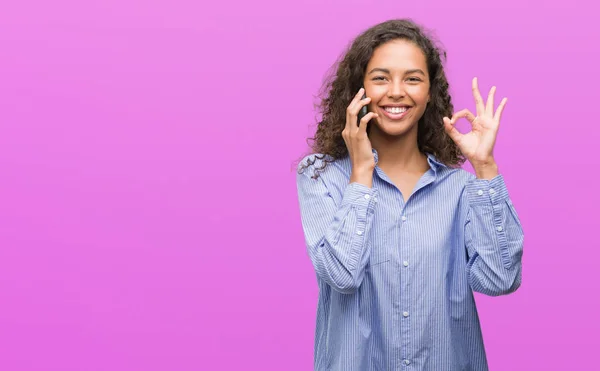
[403, 311, 409, 317]
[496, 226, 503, 232]
[489, 188, 496, 194]
[403, 261, 409, 267]
[477, 190, 484, 196]
[401, 216, 407, 221]
[356, 230, 363, 236]
[364, 194, 370, 200]
[404, 360, 410, 365]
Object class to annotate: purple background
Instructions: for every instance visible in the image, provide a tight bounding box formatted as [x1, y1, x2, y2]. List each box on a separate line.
[1, 0, 599, 370]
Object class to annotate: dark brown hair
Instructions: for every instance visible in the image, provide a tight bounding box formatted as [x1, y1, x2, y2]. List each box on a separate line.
[297, 19, 464, 178]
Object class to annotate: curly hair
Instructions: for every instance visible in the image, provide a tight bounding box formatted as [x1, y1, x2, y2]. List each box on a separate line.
[297, 19, 465, 179]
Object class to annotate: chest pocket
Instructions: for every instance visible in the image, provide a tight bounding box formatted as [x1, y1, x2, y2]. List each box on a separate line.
[365, 191, 398, 268]
[366, 216, 395, 267]
[369, 243, 390, 267]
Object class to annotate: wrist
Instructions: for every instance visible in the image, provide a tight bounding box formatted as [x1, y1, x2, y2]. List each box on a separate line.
[473, 160, 499, 180]
[350, 169, 374, 188]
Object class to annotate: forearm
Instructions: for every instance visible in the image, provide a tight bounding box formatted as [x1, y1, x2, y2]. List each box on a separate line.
[464, 174, 524, 296]
[298, 175, 378, 294]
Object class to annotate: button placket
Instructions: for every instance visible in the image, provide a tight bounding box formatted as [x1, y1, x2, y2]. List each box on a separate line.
[399, 205, 412, 370]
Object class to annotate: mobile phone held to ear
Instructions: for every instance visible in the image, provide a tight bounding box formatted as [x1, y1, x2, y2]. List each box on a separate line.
[357, 91, 368, 126]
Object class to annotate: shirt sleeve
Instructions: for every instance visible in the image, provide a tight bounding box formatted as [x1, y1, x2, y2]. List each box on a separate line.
[463, 174, 524, 296]
[296, 167, 379, 294]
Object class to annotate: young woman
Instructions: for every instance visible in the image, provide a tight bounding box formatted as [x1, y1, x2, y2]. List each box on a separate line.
[296, 19, 524, 371]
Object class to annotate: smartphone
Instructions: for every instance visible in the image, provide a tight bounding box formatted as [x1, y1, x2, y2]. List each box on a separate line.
[357, 90, 368, 126]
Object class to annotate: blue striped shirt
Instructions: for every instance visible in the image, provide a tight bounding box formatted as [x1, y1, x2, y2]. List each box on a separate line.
[296, 149, 524, 371]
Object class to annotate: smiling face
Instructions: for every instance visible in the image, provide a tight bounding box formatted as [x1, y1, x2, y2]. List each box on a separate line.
[363, 39, 431, 138]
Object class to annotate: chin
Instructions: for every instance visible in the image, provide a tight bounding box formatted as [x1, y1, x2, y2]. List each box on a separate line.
[373, 118, 417, 137]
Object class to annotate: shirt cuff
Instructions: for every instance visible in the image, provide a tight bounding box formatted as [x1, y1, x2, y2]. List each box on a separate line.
[341, 182, 379, 210]
[465, 174, 509, 206]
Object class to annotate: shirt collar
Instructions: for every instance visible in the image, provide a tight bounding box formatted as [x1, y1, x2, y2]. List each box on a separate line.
[372, 148, 379, 165]
[372, 148, 446, 173]
[426, 152, 446, 173]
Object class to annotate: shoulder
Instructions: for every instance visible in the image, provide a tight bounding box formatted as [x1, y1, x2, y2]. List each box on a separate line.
[442, 166, 476, 182]
[296, 153, 349, 181]
[426, 153, 473, 186]
[434, 166, 477, 193]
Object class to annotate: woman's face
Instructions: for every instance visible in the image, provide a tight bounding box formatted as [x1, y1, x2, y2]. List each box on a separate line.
[363, 39, 430, 137]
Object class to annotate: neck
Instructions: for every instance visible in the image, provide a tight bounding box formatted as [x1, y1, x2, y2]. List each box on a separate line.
[369, 125, 429, 173]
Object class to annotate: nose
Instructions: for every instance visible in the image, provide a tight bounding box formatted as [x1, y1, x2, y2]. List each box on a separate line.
[387, 79, 405, 99]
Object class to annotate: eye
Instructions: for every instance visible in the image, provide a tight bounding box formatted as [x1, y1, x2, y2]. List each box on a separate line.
[372, 76, 386, 81]
[407, 77, 422, 82]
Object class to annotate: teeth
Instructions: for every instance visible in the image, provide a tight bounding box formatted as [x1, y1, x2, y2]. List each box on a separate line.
[385, 107, 408, 114]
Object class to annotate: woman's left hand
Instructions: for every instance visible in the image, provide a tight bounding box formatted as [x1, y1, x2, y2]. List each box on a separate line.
[443, 77, 507, 177]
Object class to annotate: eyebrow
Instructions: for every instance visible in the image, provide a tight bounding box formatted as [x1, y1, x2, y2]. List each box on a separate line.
[367, 68, 426, 76]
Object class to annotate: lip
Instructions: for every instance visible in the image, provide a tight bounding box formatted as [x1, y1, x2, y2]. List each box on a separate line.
[380, 106, 411, 120]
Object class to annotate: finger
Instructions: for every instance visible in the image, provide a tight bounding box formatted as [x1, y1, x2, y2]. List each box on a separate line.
[358, 112, 378, 134]
[354, 95, 371, 115]
[494, 97, 508, 122]
[346, 88, 369, 128]
[350, 97, 371, 127]
[472, 77, 485, 116]
[486, 86, 496, 116]
[450, 109, 477, 126]
[443, 116, 463, 143]
[348, 87, 366, 112]
[346, 88, 365, 125]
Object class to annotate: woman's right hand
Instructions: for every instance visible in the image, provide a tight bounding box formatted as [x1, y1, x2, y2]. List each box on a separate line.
[343, 88, 378, 182]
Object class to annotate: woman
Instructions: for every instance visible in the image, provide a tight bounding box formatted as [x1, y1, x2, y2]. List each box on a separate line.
[296, 19, 524, 371]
